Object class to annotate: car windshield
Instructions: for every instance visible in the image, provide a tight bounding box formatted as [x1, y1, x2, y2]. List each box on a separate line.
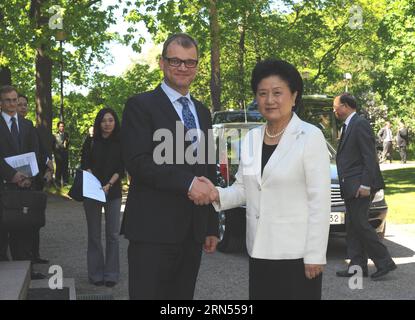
[213, 112, 265, 124]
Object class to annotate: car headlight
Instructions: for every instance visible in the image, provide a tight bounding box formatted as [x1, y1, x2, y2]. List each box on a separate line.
[372, 189, 384, 203]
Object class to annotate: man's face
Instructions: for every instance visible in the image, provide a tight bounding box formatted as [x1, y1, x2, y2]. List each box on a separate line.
[159, 42, 198, 95]
[17, 97, 28, 118]
[0, 90, 18, 116]
[59, 123, 65, 132]
[332, 96, 348, 121]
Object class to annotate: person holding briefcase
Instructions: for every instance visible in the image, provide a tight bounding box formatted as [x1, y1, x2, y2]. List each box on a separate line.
[0, 86, 46, 279]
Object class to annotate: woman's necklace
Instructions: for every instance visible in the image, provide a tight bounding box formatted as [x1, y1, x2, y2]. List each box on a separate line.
[265, 125, 286, 138]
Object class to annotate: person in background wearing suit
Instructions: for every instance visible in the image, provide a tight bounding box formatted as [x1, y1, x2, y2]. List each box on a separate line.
[378, 121, 394, 163]
[121, 33, 219, 300]
[0, 85, 45, 279]
[81, 108, 124, 288]
[17, 93, 52, 265]
[333, 93, 397, 279]
[201, 59, 331, 300]
[396, 120, 409, 164]
[53, 121, 70, 187]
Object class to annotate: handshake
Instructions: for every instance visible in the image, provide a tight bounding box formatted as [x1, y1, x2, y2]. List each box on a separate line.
[188, 176, 219, 205]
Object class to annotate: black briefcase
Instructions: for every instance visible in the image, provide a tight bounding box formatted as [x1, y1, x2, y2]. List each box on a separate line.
[0, 190, 47, 230]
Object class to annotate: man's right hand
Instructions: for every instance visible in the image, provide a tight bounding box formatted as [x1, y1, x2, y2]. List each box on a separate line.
[188, 177, 215, 205]
[11, 171, 27, 184]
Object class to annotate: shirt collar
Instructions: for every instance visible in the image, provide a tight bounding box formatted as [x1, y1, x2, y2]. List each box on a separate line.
[161, 80, 192, 104]
[344, 111, 356, 127]
[1, 111, 18, 124]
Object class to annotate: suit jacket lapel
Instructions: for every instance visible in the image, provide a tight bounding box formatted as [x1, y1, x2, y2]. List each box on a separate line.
[262, 113, 302, 185]
[193, 99, 208, 134]
[338, 113, 357, 154]
[0, 114, 19, 154]
[154, 85, 182, 126]
[18, 116, 26, 152]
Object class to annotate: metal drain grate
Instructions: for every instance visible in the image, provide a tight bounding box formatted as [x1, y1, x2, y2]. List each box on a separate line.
[76, 294, 114, 300]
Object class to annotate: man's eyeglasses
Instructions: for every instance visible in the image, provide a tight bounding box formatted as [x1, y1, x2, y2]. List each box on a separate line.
[1, 98, 18, 105]
[163, 56, 198, 68]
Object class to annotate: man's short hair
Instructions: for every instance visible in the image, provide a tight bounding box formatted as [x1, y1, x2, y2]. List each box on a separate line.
[0, 85, 18, 98]
[338, 93, 358, 109]
[57, 121, 65, 127]
[161, 33, 199, 57]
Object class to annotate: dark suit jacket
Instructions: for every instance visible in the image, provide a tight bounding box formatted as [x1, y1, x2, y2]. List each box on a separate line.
[397, 127, 408, 147]
[0, 114, 40, 188]
[121, 85, 219, 244]
[336, 113, 385, 200]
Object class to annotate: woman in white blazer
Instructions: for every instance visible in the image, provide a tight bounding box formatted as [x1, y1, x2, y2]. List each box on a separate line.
[206, 59, 331, 299]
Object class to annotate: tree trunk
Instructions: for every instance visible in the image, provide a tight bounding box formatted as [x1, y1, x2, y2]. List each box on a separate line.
[35, 45, 53, 155]
[31, 0, 53, 155]
[209, 0, 221, 112]
[237, 23, 246, 110]
[0, 66, 12, 86]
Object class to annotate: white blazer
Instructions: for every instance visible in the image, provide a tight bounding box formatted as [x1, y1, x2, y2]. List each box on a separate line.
[213, 113, 331, 264]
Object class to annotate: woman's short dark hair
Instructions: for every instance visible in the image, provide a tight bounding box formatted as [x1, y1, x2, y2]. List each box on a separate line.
[338, 93, 358, 109]
[93, 107, 120, 140]
[250, 59, 303, 107]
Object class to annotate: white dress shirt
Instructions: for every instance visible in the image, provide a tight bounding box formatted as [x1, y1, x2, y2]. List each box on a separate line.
[2, 111, 19, 132]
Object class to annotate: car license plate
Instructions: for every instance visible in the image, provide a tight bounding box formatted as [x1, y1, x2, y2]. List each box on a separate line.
[330, 212, 345, 225]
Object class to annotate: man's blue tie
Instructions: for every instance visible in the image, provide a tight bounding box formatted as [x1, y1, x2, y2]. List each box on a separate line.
[10, 117, 20, 152]
[178, 96, 198, 145]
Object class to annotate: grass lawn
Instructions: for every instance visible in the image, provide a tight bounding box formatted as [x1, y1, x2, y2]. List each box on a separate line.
[383, 167, 415, 224]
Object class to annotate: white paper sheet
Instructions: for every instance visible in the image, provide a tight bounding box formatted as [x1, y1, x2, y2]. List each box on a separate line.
[4, 152, 39, 177]
[82, 170, 106, 203]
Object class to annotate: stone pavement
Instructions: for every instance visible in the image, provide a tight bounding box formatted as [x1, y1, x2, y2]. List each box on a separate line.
[379, 161, 415, 171]
[32, 194, 130, 299]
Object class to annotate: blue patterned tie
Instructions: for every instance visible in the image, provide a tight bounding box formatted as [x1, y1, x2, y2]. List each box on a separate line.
[10, 117, 20, 152]
[177, 96, 198, 153]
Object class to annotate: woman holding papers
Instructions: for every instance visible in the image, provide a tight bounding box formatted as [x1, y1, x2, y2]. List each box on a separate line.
[81, 107, 124, 287]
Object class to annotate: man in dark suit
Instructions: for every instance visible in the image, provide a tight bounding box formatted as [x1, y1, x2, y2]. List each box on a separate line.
[121, 33, 219, 299]
[53, 121, 69, 187]
[0, 85, 42, 265]
[333, 93, 396, 280]
[396, 120, 408, 164]
[17, 93, 51, 264]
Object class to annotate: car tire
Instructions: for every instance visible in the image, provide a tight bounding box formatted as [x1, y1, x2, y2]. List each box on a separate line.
[217, 208, 246, 253]
[377, 222, 386, 240]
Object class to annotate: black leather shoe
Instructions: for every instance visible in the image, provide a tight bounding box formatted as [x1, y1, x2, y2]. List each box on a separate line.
[105, 281, 117, 288]
[371, 262, 397, 279]
[32, 257, 49, 264]
[31, 272, 47, 280]
[336, 268, 368, 277]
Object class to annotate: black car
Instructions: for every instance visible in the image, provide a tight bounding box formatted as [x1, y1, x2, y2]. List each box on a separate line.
[213, 99, 388, 253]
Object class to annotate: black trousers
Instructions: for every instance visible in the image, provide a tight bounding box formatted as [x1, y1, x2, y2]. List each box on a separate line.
[32, 227, 41, 258]
[0, 226, 34, 261]
[345, 196, 393, 269]
[0, 225, 9, 261]
[249, 257, 322, 300]
[9, 229, 34, 261]
[55, 151, 69, 185]
[128, 232, 203, 300]
[399, 146, 407, 163]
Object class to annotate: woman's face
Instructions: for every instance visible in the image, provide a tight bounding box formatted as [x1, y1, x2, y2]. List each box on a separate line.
[100, 112, 115, 136]
[255, 75, 297, 124]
